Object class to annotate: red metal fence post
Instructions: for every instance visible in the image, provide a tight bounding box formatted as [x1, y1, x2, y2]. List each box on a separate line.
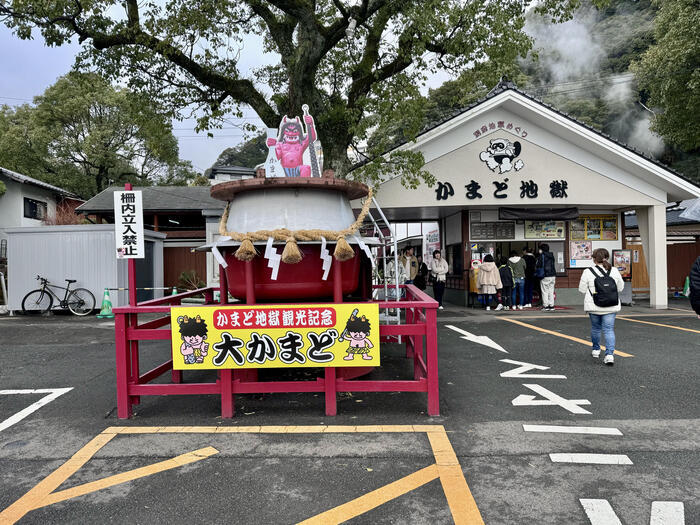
[426, 306, 439, 416]
[115, 312, 132, 418]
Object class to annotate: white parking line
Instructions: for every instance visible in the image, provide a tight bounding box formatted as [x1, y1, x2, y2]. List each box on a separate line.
[550, 453, 632, 465]
[580, 499, 622, 525]
[523, 424, 622, 436]
[0, 388, 73, 433]
[650, 501, 685, 524]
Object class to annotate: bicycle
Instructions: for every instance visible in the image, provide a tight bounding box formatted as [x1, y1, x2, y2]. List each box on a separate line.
[22, 275, 96, 316]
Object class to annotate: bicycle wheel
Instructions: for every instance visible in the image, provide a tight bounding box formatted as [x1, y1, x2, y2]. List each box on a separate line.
[22, 289, 53, 314]
[67, 288, 96, 316]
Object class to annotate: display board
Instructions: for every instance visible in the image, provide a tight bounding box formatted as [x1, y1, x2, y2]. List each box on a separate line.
[524, 220, 566, 239]
[570, 215, 618, 241]
[171, 304, 380, 369]
[469, 221, 515, 240]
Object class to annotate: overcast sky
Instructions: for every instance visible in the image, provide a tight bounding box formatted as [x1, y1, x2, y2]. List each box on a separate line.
[0, 25, 271, 173]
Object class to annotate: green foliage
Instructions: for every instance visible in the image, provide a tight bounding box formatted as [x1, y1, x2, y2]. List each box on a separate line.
[0, 0, 599, 189]
[207, 133, 267, 176]
[0, 73, 199, 197]
[178, 270, 205, 291]
[632, 0, 700, 151]
[0, 180, 6, 197]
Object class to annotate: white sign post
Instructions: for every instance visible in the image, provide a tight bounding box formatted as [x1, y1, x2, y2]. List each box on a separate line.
[114, 190, 145, 259]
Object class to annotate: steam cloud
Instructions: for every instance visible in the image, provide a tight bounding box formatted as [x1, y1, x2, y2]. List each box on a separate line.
[523, 5, 665, 158]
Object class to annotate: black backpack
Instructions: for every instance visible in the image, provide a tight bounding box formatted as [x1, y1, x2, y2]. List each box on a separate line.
[588, 266, 618, 307]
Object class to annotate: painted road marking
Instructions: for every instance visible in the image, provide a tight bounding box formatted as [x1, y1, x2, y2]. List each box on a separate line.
[499, 318, 633, 357]
[650, 501, 685, 524]
[550, 453, 632, 465]
[40, 447, 218, 508]
[523, 424, 622, 436]
[446, 325, 508, 353]
[580, 499, 622, 525]
[617, 316, 700, 334]
[1, 425, 482, 525]
[298, 465, 440, 524]
[512, 384, 591, 414]
[581, 499, 686, 525]
[500, 359, 567, 379]
[0, 388, 73, 433]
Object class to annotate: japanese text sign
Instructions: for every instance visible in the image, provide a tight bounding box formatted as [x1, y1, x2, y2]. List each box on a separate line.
[171, 303, 380, 369]
[114, 190, 144, 259]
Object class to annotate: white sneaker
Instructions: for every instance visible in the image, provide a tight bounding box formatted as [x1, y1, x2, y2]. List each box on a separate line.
[438, 305, 444, 310]
[591, 349, 601, 358]
[524, 303, 532, 308]
[486, 306, 491, 311]
[518, 305, 523, 310]
[495, 304, 503, 311]
[604, 354, 614, 366]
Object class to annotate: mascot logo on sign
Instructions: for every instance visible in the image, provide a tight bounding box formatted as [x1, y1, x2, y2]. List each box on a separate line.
[479, 138, 524, 174]
[265, 105, 321, 178]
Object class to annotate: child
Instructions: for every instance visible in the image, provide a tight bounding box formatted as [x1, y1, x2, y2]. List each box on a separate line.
[342, 314, 374, 361]
[497, 257, 514, 311]
[177, 315, 209, 364]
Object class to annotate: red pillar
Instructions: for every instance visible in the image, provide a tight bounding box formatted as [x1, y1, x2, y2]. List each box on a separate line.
[115, 313, 132, 418]
[426, 306, 439, 416]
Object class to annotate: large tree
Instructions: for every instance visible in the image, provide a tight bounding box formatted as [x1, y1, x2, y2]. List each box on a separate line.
[0, 72, 198, 197]
[1, 0, 601, 188]
[632, 0, 700, 151]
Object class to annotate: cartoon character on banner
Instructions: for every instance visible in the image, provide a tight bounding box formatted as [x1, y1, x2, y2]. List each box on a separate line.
[479, 138, 524, 174]
[338, 308, 374, 361]
[177, 315, 209, 364]
[266, 104, 322, 178]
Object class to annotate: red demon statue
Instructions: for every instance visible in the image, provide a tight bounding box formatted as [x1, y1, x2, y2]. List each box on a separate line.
[266, 105, 319, 177]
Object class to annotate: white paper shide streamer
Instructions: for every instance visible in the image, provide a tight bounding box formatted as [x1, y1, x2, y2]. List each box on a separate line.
[212, 235, 232, 269]
[265, 237, 282, 280]
[320, 237, 333, 280]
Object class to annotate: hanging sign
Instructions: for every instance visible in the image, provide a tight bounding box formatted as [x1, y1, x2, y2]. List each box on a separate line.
[171, 303, 380, 369]
[114, 190, 144, 259]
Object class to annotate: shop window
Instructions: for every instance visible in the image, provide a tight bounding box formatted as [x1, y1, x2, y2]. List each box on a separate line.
[570, 215, 618, 241]
[23, 197, 48, 220]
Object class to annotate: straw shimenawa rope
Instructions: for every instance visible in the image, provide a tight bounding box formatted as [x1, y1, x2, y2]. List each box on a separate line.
[218, 187, 374, 264]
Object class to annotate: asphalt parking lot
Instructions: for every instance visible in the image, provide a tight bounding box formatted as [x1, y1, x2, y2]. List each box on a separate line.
[0, 300, 698, 524]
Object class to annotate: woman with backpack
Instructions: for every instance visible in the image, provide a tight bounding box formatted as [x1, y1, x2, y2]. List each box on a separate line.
[578, 248, 625, 366]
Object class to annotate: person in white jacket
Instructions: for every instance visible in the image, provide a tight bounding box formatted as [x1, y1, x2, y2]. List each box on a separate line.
[430, 250, 449, 309]
[578, 248, 625, 366]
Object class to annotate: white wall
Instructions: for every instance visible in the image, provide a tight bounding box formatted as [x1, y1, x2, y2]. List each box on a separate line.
[0, 177, 59, 244]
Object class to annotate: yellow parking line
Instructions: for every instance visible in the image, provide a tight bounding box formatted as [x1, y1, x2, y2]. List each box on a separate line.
[427, 431, 484, 525]
[298, 465, 440, 524]
[37, 447, 218, 508]
[3, 426, 479, 525]
[668, 307, 693, 313]
[500, 318, 633, 358]
[0, 432, 116, 524]
[617, 316, 700, 334]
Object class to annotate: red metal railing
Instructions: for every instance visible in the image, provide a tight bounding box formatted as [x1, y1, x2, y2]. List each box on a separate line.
[113, 263, 438, 419]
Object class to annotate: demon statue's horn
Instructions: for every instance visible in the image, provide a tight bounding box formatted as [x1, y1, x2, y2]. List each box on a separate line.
[282, 116, 288, 123]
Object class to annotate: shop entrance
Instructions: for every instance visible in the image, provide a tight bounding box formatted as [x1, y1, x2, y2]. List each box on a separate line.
[469, 241, 566, 273]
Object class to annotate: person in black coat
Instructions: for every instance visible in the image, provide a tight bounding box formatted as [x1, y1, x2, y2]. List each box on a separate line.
[690, 256, 700, 318]
[414, 255, 429, 291]
[536, 243, 557, 311]
[522, 248, 537, 307]
[497, 257, 514, 310]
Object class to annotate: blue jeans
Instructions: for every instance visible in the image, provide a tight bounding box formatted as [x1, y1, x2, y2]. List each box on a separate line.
[512, 278, 525, 306]
[589, 313, 616, 355]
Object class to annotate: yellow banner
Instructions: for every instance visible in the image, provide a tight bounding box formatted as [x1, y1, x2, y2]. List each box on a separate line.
[171, 303, 380, 370]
